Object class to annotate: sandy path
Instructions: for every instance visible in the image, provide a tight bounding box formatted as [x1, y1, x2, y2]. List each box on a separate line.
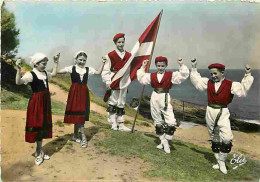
[1, 110, 156, 182]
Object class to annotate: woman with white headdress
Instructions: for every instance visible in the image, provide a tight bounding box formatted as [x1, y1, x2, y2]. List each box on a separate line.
[57, 51, 106, 148]
[16, 52, 60, 166]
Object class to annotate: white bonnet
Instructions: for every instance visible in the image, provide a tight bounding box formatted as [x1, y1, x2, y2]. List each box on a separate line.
[30, 53, 47, 66]
[74, 51, 87, 62]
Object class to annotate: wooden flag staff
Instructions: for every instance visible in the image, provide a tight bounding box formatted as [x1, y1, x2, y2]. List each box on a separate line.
[131, 10, 163, 133]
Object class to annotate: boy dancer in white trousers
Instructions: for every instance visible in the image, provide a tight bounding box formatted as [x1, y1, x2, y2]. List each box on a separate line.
[101, 33, 132, 131]
[137, 57, 189, 153]
[190, 59, 254, 174]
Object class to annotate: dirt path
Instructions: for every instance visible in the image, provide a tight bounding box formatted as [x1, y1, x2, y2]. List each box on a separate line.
[1, 110, 156, 182]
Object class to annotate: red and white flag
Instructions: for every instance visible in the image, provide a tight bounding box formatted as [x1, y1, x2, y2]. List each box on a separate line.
[110, 11, 163, 90]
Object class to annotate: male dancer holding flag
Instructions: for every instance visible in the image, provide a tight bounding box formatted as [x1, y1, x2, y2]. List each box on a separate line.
[190, 59, 254, 174]
[101, 33, 132, 131]
[102, 11, 163, 131]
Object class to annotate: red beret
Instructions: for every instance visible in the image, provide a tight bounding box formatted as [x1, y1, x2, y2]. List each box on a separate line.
[208, 63, 225, 70]
[155, 56, 168, 64]
[113, 33, 125, 42]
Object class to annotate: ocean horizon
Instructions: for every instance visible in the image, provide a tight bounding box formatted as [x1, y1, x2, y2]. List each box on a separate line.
[87, 69, 260, 124]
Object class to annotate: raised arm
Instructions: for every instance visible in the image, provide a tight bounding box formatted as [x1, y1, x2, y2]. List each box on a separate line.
[171, 57, 190, 84]
[101, 55, 112, 90]
[51, 53, 60, 77]
[15, 59, 25, 85]
[94, 56, 107, 74]
[231, 65, 254, 97]
[190, 59, 209, 92]
[136, 59, 151, 85]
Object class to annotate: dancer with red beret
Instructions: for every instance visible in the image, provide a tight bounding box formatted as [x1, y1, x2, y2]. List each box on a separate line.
[101, 33, 132, 131]
[190, 59, 254, 174]
[137, 57, 189, 153]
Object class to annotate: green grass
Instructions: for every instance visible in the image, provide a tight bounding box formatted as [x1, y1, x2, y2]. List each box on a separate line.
[55, 120, 65, 127]
[1, 88, 66, 115]
[96, 130, 260, 182]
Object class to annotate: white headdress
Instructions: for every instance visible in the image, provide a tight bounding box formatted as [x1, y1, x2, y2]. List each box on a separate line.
[30, 53, 47, 66]
[74, 51, 87, 63]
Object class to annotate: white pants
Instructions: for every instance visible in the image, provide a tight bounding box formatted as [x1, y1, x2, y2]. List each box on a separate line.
[108, 88, 127, 108]
[108, 88, 127, 124]
[206, 106, 233, 143]
[150, 91, 177, 126]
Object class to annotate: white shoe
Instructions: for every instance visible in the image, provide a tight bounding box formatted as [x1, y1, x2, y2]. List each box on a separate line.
[35, 153, 44, 166]
[162, 139, 170, 154]
[218, 161, 227, 174]
[156, 143, 163, 149]
[81, 139, 88, 148]
[72, 137, 81, 144]
[212, 164, 219, 170]
[111, 123, 118, 131]
[118, 124, 131, 132]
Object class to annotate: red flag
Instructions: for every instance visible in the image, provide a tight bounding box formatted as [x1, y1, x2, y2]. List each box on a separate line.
[104, 11, 162, 102]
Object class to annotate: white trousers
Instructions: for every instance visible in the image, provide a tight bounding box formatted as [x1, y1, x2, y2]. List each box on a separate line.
[150, 91, 177, 126]
[108, 88, 127, 108]
[206, 106, 233, 143]
[108, 88, 127, 124]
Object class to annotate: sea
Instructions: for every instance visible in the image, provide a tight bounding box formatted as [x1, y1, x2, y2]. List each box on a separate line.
[87, 69, 260, 124]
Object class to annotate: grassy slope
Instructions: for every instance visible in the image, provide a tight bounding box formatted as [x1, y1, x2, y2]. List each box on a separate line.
[89, 112, 260, 182]
[1, 61, 66, 115]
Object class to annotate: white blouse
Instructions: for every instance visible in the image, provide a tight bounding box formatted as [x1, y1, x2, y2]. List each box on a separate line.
[21, 68, 52, 88]
[137, 64, 190, 86]
[190, 68, 254, 97]
[63, 65, 96, 81]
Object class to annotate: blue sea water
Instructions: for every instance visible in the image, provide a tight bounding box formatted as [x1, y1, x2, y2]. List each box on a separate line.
[87, 69, 260, 122]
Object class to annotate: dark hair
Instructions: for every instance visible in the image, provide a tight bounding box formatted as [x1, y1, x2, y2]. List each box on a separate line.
[75, 52, 87, 60]
[113, 37, 125, 44]
[155, 60, 168, 66]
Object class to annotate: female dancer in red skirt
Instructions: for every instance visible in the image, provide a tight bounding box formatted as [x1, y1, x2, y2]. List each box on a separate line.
[58, 51, 106, 148]
[16, 52, 60, 165]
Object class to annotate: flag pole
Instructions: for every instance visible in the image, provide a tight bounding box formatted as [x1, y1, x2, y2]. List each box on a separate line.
[131, 10, 163, 133]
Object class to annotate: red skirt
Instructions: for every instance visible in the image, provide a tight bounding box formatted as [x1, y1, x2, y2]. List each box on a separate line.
[25, 90, 52, 143]
[64, 83, 90, 124]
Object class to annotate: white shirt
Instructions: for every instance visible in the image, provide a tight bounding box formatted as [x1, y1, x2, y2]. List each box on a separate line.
[63, 65, 96, 81]
[101, 50, 126, 86]
[190, 68, 254, 97]
[137, 64, 190, 85]
[21, 68, 52, 88]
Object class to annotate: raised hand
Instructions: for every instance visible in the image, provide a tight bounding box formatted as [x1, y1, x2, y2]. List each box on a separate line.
[142, 59, 149, 68]
[102, 56, 107, 63]
[54, 53, 60, 63]
[191, 58, 197, 68]
[245, 64, 251, 74]
[177, 57, 184, 66]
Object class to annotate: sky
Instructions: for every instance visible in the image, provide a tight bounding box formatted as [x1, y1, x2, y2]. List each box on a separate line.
[4, 1, 260, 70]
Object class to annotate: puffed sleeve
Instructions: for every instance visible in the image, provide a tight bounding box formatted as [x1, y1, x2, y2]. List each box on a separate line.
[190, 68, 209, 92]
[88, 67, 96, 76]
[21, 72, 33, 85]
[137, 68, 151, 85]
[101, 55, 112, 86]
[171, 64, 190, 84]
[231, 73, 254, 97]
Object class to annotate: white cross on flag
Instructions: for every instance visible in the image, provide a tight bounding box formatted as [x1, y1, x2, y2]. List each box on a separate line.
[110, 11, 163, 90]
